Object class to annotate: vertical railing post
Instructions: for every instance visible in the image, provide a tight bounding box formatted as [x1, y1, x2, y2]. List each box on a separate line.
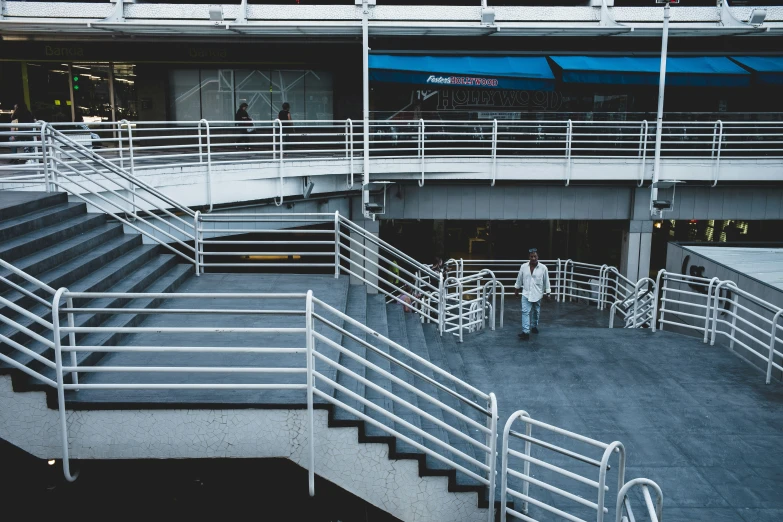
[729, 291, 739, 350]
[52, 288, 78, 482]
[704, 277, 720, 343]
[491, 119, 498, 187]
[486, 393, 498, 522]
[334, 211, 340, 279]
[458, 280, 464, 343]
[564, 119, 573, 186]
[418, 118, 425, 187]
[346, 119, 355, 188]
[555, 258, 561, 302]
[66, 296, 78, 388]
[40, 122, 52, 193]
[438, 272, 445, 335]
[200, 119, 213, 213]
[711, 120, 723, 187]
[274, 118, 284, 206]
[653, 270, 666, 332]
[305, 290, 315, 496]
[767, 310, 782, 385]
[598, 442, 625, 522]
[711, 280, 734, 345]
[194, 210, 201, 276]
[119, 119, 136, 216]
[638, 120, 648, 187]
[117, 121, 125, 172]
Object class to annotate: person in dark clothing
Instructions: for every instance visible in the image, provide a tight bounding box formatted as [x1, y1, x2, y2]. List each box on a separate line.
[10, 103, 35, 163]
[277, 102, 294, 148]
[11, 102, 34, 124]
[235, 102, 252, 149]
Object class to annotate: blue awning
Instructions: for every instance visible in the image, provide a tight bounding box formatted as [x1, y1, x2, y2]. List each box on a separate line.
[730, 56, 783, 85]
[368, 55, 555, 91]
[549, 56, 751, 87]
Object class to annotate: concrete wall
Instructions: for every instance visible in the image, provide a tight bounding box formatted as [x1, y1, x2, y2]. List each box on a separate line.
[0, 376, 486, 522]
[664, 243, 783, 381]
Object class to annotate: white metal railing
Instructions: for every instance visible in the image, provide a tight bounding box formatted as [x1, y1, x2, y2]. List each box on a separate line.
[441, 269, 504, 343]
[500, 410, 626, 522]
[616, 478, 663, 522]
[653, 269, 783, 384]
[609, 277, 656, 329]
[0, 282, 498, 521]
[3, 118, 783, 195]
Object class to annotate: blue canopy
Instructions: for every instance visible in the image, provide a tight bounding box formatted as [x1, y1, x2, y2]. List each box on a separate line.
[549, 56, 751, 87]
[730, 56, 783, 85]
[368, 55, 555, 91]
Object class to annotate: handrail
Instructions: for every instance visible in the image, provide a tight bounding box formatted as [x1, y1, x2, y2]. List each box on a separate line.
[616, 478, 663, 522]
[500, 410, 626, 522]
[638, 120, 649, 187]
[655, 269, 783, 384]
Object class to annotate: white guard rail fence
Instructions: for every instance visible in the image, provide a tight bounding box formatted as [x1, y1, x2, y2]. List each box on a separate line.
[3, 118, 783, 193]
[653, 269, 783, 384]
[500, 410, 630, 522]
[0, 274, 500, 521]
[616, 479, 663, 522]
[441, 269, 504, 343]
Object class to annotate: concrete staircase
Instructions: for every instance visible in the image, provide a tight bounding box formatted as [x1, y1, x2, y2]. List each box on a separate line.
[328, 286, 497, 510]
[0, 192, 192, 393]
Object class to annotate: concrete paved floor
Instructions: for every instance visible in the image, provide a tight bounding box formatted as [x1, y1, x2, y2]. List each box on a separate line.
[465, 298, 783, 522]
[71, 276, 783, 521]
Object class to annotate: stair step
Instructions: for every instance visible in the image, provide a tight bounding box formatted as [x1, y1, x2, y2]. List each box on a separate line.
[0, 212, 106, 262]
[0, 245, 162, 350]
[0, 192, 67, 223]
[363, 294, 394, 439]
[0, 202, 86, 242]
[26, 262, 192, 390]
[384, 303, 424, 456]
[422, 323, 487, 489]
[0, 227, 137, 313]
[1, 253, 183, 373]
[333, 286, 368, 423]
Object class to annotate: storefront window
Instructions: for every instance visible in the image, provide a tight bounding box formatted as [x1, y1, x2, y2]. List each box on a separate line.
[170, 69, 202, 121]
[72, 63, 113, 122]
[200, 69, 235, 121]
[25, 62, 72, 122]
[113, 63, 138, 121]
[234, 69, 272, 121]
[169, 68, 333, 122]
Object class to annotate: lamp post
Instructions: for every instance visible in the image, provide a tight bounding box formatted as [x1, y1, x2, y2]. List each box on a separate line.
[361, 0, 371, 218]
[650, 1, 670, 216]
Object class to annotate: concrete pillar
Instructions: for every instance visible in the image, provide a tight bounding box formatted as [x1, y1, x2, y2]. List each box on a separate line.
[348, 219, 380, 294]
[621, 220, 653, 281]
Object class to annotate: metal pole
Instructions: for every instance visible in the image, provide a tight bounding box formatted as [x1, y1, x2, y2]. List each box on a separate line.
[334, 211, 340, 279]
[305, 290, 316, 495]
[362, 0, 371, 217]
[650, 2, 670, 213]
[486, 393, 498, 522]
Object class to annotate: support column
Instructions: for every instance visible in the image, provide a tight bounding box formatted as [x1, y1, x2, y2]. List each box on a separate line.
[621, 220, 653, 281]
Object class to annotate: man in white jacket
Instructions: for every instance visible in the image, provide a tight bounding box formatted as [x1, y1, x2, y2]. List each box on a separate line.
[513, 248, 552, 341]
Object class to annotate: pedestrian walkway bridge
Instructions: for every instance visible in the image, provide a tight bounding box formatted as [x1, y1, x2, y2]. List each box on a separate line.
[1, 189, 782, 522]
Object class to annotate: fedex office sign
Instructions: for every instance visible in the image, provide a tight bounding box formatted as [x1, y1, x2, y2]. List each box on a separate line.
[426, 75, 499, 87]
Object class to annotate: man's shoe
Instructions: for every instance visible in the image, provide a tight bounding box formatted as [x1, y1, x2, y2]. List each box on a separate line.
[518, 332, 530, 341]
[531, 327, 539, 334]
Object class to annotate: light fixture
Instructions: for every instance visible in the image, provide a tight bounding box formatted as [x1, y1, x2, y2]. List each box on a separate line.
[748, 9, 767, 26]
[209, 6, 223, 22]
[481, 8, 495, 26]
[47, 459, 56, 466]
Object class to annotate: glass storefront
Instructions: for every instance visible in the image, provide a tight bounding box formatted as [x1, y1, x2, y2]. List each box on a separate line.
[170, 68, 334, 122]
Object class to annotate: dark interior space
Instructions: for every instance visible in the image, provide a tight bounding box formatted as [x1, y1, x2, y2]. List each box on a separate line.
[0, 438, 399, 521]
